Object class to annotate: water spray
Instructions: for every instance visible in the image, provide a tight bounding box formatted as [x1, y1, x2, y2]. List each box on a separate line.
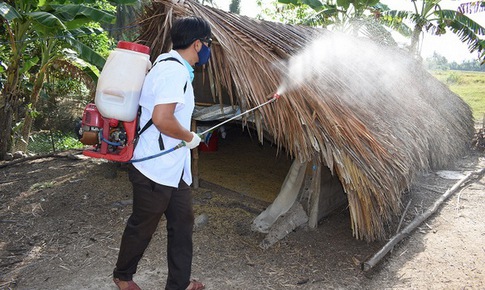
[130, 92, 281, 163]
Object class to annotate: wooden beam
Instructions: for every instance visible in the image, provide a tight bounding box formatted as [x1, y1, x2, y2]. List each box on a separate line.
[308, 161, 322, 228]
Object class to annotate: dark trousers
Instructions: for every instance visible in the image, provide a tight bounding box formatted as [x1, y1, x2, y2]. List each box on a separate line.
[113, 166, 194, 290]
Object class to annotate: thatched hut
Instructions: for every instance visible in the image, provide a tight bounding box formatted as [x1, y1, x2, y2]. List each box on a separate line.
[135, 0, 474, 242]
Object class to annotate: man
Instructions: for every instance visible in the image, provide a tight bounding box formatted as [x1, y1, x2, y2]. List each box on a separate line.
[113, 16, 212, 290]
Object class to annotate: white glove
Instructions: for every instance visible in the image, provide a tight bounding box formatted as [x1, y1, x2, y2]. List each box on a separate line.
[184, 132, 201, 149]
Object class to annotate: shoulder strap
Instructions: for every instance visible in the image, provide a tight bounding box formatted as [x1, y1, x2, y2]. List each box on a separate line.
[151, 56, 183, 69]
[138, 118, 153, 136]
[150, 57, 187, 93]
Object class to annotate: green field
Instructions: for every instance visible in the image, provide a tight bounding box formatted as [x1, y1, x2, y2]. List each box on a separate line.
[432, 70, 485, 123]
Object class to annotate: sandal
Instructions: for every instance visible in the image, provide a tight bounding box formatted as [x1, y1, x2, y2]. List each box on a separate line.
[186, 279, 205, 290]
[113, 278, 142, 290]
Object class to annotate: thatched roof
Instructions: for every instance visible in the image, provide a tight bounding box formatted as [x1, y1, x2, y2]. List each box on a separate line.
[136, 0, 474, 241]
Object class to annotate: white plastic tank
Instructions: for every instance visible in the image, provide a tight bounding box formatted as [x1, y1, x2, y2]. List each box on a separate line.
[95, 41, 151, 121]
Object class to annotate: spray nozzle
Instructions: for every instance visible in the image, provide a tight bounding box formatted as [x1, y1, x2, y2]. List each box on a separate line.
[272, 93, 281, 100]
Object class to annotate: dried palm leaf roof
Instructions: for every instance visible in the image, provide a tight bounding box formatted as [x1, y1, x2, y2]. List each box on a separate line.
[136, 0, 474, 241]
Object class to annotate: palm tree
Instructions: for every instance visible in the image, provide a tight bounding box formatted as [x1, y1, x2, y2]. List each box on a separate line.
[259, 0, 397, 46]
[0, 0, 135, 157]
[272, 0, 396, 45]
[274, 0, 370, 26]
[229, 0, 241, 14]
[378, 1, 485, 63]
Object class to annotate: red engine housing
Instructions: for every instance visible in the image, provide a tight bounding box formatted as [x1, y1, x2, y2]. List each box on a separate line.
[80, 103, 137, 162]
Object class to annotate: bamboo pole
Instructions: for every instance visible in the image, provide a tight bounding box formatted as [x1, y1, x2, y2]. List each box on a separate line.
[362, 167, 485, 271]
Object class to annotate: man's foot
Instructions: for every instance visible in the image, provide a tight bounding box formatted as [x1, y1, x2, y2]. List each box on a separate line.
[113, 278, 142, 290]
[186, 279, 205, 290]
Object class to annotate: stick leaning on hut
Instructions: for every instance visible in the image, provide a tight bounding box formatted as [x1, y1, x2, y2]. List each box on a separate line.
[136, 0, 474, 243]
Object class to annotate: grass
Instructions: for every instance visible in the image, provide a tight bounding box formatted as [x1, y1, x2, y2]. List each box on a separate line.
[431, 70, 485, 122]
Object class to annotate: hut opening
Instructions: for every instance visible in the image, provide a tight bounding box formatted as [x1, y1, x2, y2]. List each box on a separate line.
[136, 0, 474, 243]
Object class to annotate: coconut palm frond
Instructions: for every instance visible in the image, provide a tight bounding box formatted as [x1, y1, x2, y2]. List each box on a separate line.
[379, 10, 413, 37]
[449, 21, 483, 51]
[440, 9, 485, 36]
[458, 1, 485, 14]
[438, 10, 485, 60]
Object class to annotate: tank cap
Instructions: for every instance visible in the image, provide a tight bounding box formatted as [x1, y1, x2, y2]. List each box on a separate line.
[117, 41, 150, 54]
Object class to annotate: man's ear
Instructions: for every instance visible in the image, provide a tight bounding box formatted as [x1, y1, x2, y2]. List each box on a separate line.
[193, 39, 201, 52]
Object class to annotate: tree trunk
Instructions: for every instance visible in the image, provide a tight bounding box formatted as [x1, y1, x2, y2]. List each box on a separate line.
[0, 56, 22, 160]
[0, 104, 15, 160]
[409, 25, 423, 58]
[17, 70, 47, 153]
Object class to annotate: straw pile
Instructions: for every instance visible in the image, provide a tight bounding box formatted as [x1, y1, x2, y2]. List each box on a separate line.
[136, 0, 474, 241]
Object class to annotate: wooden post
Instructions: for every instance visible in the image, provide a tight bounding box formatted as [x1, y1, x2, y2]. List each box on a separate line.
[191, 119, 199, 189]
[308, 161, 322, 228]
[300, 161, 346, 229]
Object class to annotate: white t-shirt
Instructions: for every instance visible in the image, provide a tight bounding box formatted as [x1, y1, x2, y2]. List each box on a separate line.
[132, 50, 195, 187]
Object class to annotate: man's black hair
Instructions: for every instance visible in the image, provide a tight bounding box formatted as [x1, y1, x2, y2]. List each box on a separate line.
[171, 16, 211, 50]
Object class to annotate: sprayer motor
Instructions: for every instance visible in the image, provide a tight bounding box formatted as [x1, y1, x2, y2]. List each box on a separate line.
[79, 103, 127, 149]
[79, 103, 137, 162]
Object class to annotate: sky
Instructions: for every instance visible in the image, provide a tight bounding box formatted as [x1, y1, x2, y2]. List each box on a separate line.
[212, 0, 485, 63]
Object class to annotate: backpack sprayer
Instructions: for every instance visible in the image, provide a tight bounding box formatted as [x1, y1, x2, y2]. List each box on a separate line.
[79, 41, 151, 162]
[79, 41, 281, 163]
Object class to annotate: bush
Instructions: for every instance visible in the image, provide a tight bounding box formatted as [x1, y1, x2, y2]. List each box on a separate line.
[28, 131, 84, 154]
[446, 72, 462, 85]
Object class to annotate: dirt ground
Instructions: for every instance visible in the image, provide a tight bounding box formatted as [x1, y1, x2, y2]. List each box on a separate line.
[1, 125, 484, 290]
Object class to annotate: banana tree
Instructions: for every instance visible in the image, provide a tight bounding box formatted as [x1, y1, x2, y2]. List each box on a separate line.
[378, 1, 485, 63]
[0, 1, 31, 159]
[0, 0, 136, 157]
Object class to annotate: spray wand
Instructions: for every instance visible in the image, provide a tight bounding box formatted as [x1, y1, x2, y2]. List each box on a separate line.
[199, 93, 280, 136]
[130, 93, 281, 163]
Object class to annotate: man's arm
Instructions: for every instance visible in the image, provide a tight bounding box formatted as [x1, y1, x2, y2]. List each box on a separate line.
[152, 103, 193, 143]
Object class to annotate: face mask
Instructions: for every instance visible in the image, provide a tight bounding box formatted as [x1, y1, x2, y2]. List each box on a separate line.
[195, 44, 211, 66]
